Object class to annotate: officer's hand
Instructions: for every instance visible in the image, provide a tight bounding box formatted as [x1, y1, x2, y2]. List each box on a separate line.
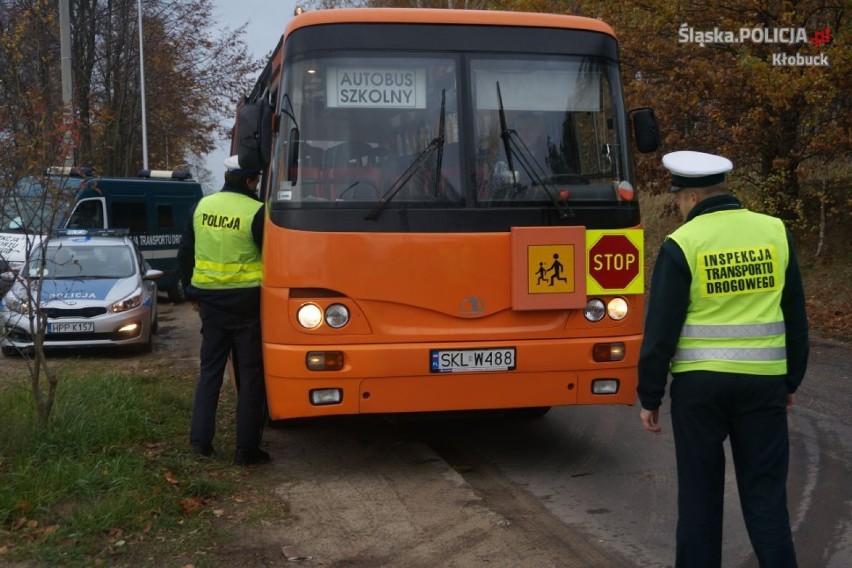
[786, 394, 794, 410]
[640, 408, 662, 434]
[190, 301, 199, 313]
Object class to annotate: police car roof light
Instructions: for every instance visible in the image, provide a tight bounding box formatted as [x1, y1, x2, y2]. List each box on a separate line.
[137, 169, 193, 180]
[55, 228, 130, 237]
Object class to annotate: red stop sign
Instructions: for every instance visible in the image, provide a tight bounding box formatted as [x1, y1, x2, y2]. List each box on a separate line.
[589, 234, 640, 289]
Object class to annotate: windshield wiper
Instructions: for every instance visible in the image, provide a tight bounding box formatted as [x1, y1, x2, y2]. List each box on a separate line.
[365, 90, 446, 221]
[433, 89, 446, 197]
[497, 83, 518, 187]
[496, 82, 572, 219]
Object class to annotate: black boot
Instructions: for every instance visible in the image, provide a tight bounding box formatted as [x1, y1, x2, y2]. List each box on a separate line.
[190, 444, 214, 458]
[233, 448, 271, 466]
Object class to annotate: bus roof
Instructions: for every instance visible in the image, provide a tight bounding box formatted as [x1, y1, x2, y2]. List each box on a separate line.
[285, 8, 616, 39]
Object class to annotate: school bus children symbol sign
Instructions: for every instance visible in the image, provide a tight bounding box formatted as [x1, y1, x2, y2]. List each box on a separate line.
[528, 246, 575, 294]
[511, 226, 587, 310]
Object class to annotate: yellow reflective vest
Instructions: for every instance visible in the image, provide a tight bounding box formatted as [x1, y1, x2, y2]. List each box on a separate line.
[191, 191, 263, 289]
[668, 209, 788, 375]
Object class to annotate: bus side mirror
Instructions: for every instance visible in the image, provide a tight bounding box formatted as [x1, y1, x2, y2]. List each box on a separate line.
[630, 107, 660, 154]
[236, 101, 274, 171]
[287, 128, 300, 184]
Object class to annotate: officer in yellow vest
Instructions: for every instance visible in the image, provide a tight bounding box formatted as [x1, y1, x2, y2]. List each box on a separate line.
[177, 155, 269, 466]
[638, 151, 809, 568]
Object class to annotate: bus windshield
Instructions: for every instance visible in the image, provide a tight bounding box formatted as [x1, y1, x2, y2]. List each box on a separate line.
[471, 57, 621, 203]
[272, 52, 627, 211]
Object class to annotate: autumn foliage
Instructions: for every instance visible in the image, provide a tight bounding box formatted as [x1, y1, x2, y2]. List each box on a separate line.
[0, 0, 261, 179]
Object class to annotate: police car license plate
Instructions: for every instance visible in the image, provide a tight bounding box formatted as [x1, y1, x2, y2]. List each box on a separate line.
[48, 322, 95, 333]
[430, 348, 516, 373]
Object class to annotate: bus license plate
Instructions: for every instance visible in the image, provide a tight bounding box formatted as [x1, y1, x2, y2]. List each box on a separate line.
[430, 348, 516, 373]
[48, 322, 95, 333]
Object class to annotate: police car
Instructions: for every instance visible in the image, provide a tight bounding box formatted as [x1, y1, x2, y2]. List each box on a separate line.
[0, 229, 161, 356]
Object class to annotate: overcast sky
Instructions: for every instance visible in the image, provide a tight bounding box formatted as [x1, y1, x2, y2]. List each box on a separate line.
[204, 1, 300, 190]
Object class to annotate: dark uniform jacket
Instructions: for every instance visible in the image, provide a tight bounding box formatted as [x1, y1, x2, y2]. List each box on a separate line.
[637, 194, 809, 411]
[177, 184, 265, 316]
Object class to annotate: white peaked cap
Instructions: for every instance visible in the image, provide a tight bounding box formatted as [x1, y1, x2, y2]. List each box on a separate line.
[663, 151, 733, 192]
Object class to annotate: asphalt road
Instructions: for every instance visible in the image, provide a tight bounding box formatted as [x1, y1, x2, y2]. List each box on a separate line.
[398, 336, 852, 567]
[247, 332, 851, 567]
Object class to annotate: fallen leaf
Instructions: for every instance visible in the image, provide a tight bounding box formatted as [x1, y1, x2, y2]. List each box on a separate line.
[180, 497, 205, 514]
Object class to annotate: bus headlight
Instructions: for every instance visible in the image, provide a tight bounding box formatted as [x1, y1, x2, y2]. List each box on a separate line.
[607, 297, 628, 320]
[583, 299, 606, 322]
[325, 303, 350, 328]
[297, 303, 323, 329]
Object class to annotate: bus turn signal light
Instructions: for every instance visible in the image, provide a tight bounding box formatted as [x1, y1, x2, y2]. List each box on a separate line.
[593, 342, 625, 362]
[306, 351, 344, 371]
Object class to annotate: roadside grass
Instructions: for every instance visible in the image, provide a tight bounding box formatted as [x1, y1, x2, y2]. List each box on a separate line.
[0, 370, 253, 566]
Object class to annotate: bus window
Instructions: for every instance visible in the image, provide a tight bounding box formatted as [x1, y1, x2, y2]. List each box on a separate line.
[471, 57, 622, 202]
[272, 56, 463, 206]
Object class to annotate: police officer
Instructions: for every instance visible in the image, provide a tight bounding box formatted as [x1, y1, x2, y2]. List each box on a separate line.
[178, 155, 269, 466]
[637, 151, 809, 567]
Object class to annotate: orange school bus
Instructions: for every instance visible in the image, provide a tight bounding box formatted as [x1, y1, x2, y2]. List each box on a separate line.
[233, 8, 659, 420]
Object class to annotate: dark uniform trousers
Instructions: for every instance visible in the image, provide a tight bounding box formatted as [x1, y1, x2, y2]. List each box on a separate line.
[670, 371, 797, 568]
[190, 303, 266, 451]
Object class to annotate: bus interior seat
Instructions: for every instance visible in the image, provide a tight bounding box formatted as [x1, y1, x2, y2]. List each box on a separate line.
[324, 141, 383, 200]
[435, 142, 462, 199]
[296, 143, 326, 199]
[383, 142, 462, 200]
[327, 166, 382, 200]
[325, 141, 379, 168]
